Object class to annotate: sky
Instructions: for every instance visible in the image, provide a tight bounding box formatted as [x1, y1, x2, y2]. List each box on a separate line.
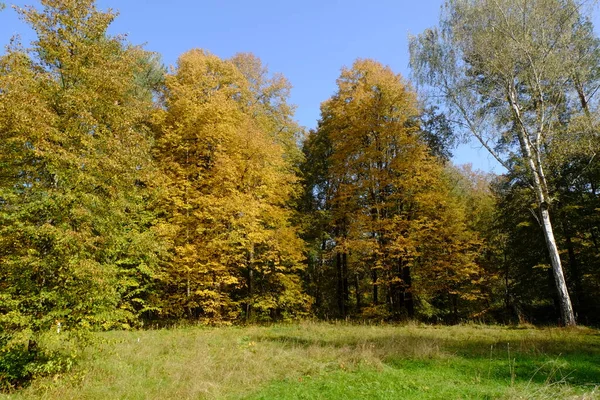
[0, 0, 532, 173]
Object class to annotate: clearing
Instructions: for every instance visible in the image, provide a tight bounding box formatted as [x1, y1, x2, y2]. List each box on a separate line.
[4, 322, 600, 399]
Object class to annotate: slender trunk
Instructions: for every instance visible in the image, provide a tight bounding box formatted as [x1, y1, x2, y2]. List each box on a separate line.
[372, 269, 378, 305]
[449, 293, 458, 324]
[508, 87, 576, 326]
[336, 252, 345, 317]
[391, 261, 401, 316]
[246, 244, 254, 320]
[574, 79, 591, 118]
[402, 266, 414, 318]
[504, 253, 511, 320]
[355, 273, 362, 312]
[342, 252, 349, 306]
[539, 205, 575, 325]
[314, 238, 327, 312]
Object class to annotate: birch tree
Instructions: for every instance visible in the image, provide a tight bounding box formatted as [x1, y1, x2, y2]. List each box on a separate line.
[409, 0, 600, 326]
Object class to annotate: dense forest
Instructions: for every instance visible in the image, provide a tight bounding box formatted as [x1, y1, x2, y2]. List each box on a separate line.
[2, 0, 600, 388]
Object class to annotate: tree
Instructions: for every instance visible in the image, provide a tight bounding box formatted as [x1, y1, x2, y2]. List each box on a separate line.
[154, 49, 309, 322]
[409, 0, 600, 326]
[298, 126, 336, 317]
[490, 149, 600, 324]
[302, 59, 484, 320]
[230, 53, 304, 171]
[418, 105, 456, 162]
[0, 0, 165, 385]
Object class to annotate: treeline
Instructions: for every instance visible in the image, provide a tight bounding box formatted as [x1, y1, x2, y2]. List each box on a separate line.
[2, 0, 600, 388]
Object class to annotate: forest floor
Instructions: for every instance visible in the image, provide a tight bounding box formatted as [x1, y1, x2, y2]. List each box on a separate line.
[2, 322, 599, 399]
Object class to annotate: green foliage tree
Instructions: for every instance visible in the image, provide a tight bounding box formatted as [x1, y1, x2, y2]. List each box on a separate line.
[491, 150, 600, 325]
[409, 0, 600, 326]
[0, 0, 165, 387]
[418, 105, 456, 163]
[551, 158, 600, 324]
[491, 173, 561, 323]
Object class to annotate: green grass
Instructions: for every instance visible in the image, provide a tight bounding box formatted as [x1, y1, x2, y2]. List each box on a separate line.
[2, 322, 599, 399]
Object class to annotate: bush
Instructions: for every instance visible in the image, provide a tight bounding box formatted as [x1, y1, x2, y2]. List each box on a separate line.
[0, 333, 75, 392]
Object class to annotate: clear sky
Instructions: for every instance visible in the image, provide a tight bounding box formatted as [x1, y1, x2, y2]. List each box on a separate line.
[0, 0, 534, 172]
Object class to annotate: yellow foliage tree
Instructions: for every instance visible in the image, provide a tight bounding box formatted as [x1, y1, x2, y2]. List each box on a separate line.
[155, 50, 309, 322]
[311, 59, 483, 320]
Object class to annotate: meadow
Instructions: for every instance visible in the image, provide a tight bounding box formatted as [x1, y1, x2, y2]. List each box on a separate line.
[2, 322, 599, 399]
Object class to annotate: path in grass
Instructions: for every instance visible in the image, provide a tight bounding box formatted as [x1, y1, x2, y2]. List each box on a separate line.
[3, 323, 599, 399]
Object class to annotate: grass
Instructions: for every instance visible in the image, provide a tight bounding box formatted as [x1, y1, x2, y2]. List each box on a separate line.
[2, 322, 599, 399]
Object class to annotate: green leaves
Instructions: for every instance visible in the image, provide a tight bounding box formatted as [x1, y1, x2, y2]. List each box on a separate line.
[0, 0, 167, 386]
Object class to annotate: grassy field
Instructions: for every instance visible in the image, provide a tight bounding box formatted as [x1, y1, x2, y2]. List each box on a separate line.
[2, 322, 599, 399]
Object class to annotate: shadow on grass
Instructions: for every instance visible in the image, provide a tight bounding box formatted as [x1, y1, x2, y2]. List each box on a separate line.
[251, 329, 600, 389]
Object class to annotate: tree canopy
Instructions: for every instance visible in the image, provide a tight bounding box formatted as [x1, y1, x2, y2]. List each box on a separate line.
[2, 0, 600, 389]
[409, 0, 600, 326]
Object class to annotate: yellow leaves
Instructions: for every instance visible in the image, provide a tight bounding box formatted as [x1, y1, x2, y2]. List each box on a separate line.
[312, 58, 488, 309]
[533, 263, 551, 270]
[155, 49, 306, 320]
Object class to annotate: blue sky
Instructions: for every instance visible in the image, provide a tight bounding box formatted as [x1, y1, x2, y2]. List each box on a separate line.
[0, 0, 539, 172]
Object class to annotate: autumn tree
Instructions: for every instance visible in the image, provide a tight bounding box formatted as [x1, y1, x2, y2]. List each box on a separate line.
[409, 0, 600, 326]
[0, 0, 165, 385]
[154, 49, 309, 322]
[302, 59, 484, 320]
[441, 165, 501, 321]
[230, 53, 304, 171]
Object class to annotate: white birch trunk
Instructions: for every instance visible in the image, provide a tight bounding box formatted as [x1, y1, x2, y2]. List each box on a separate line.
[518, 129, 576, 325]
[509, 89, 576, 326]
[539, 204, 576, 326]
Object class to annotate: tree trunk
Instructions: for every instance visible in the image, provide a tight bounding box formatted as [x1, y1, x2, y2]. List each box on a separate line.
[504, 253, 512, 321]
[402, 266, 414, 318]
[336, 252, 345, 317]
[342, 252, 349, 306]
[355, 273, 362, 312]
[540, 204, 576, 326]
[508, 87, 576, 326]
[450, 293, 458, 324]
[246, 244, 254, 320]
[314, 238, 327, 313]
[372, 269, 378, 305]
